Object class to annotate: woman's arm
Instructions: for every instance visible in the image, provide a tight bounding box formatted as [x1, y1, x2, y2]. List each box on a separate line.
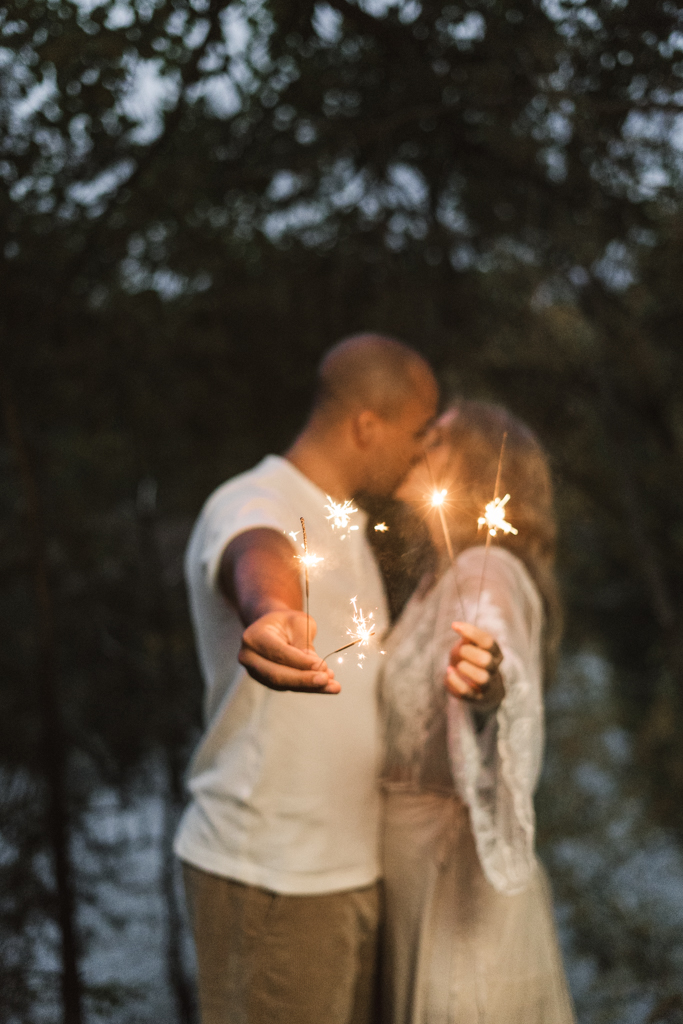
[446, 619, 505, 713]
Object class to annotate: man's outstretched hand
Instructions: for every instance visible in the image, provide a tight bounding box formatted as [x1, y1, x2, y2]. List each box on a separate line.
[446, 620, 504, 713]
[238, 609, 340, 694]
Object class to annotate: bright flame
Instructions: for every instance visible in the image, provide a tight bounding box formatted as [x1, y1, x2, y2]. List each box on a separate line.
[477, 494, 518, 537]
[315, 598, 378, 671]
[347, 597, 376, 664]
[325, 497, 359, 531]
[296, 551, 324, 569]
[374, 522, 389, 532]
[430, 488, 448, 508]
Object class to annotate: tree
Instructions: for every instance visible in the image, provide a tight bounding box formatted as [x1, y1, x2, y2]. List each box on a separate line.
[2, 0, 683, 1017]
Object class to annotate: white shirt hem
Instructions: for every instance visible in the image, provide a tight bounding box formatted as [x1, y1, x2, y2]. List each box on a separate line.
[174, 835, 380, 896]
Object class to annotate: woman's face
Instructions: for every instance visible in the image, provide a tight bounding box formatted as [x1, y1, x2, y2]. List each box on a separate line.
[395, 412, 456, 552]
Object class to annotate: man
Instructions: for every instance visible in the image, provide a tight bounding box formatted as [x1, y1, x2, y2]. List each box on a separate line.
[175, 334, 502, 1024]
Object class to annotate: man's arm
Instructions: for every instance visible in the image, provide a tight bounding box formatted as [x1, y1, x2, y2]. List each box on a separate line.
[218, 528, 339, 694]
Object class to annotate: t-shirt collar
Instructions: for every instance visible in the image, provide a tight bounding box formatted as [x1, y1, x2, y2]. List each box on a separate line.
[265, 454, 369, 530]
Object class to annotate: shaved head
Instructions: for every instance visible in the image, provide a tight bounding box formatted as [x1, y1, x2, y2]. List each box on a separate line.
[314, 333, 436, 422]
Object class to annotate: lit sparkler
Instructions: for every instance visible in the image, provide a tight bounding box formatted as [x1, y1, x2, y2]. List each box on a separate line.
[422, 452, 466, 620]
[473, 431, 513, 623]
[374, 522, 389, 533]
[347, 597, 376, 655]
[477, 494, 518, 538]
[316, 597, 377, 670]
[295, 517, 324, 651]
[324, 496, 359, 539]
[430, 488, 456, 564]
[424, 453, 456, 564]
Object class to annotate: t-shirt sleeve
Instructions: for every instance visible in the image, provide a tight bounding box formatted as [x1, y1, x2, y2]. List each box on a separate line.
[199, 481, 294, 592]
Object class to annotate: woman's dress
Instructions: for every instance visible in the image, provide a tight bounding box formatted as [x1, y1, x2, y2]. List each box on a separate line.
[380, 545, 575, 1024]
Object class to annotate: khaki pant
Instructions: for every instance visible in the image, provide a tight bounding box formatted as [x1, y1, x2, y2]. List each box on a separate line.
[182, 863, 381, 1024]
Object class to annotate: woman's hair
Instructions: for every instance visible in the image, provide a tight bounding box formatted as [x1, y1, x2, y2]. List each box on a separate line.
[439, 400, 563, 682]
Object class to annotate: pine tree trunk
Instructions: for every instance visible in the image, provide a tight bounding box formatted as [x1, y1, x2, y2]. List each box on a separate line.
[136, 485, 197, 1024]
[0, 380, 83, 1024]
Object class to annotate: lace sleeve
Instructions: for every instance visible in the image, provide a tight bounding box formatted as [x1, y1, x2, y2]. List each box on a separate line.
[441, 546, 545, 895]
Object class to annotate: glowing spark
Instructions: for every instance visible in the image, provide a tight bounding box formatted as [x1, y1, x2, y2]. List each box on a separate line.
[374, 522, 389, 532]
[425, 486, 455, 563]
[421, 453, 466, 620]
[296, 551, 325, 568]
[297, 517, 323, 651]
[473, 430, 513, 625]
[347, 597, 376, 649]
[288, 530, 299, 542]
[477, 494, 518, 537]
[325, 497, 359, 531]
[315, 597, 377, 670]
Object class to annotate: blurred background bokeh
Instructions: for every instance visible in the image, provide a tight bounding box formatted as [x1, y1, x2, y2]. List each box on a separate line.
[2, 0, 683, 1021]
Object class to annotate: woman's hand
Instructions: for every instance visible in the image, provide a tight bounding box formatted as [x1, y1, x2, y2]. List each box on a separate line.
[446, 621, 504, 714]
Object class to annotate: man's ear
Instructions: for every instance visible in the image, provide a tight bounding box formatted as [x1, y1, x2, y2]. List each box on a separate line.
[353, 409, 380, 449]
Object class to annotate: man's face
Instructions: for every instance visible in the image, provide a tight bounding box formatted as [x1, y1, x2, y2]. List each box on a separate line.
[359, 381, 439, 497]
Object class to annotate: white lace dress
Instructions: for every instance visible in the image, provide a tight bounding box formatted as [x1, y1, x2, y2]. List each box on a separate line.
[380, 545, 575, 1024]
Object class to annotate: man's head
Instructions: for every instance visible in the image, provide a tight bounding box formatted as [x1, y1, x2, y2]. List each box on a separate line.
[308, 333, 439, 497]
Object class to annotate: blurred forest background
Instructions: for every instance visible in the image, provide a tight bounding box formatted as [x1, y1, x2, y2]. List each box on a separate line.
[2, 0, 683, 1021]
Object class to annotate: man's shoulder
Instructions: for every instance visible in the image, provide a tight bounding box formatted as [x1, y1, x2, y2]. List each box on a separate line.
[185, 455, 297, 589]
[200, 455, 293, 517]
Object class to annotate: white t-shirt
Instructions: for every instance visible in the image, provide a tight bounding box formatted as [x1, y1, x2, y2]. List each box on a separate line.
[174, 455, 389, 895]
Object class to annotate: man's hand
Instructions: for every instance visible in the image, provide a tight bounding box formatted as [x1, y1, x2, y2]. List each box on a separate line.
[220, 528, 340, 694]
[446, 621, 504, 714]
[238, 609, 340, 694]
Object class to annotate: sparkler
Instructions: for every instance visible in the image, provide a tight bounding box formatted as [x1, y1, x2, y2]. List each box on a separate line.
[295, 517, 324, 651]
[324, 496, 359, 539]
[424, 453, 455, 564]
[473, 431, 514, 624]
[477, 494, 518, 537]
[423, 452, 466, 620]
[316, 597, 377, 670]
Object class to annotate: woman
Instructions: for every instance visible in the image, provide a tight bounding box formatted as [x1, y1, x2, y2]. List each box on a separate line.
[380, 401, 575, 1024]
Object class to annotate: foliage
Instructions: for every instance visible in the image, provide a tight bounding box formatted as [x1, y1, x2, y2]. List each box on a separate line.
[2, 0, 683, 1017]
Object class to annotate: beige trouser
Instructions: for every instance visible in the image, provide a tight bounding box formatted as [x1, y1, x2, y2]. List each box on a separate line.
[182, 863, 381, 1024]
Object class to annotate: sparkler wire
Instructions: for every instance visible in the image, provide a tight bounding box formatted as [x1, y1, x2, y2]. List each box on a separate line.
[314, 636, 372, 670]
[423, 451, 466, 620]
[300, 516, 310, 651]
[473, 431, 508, 624]
[314, 598, 377, 670]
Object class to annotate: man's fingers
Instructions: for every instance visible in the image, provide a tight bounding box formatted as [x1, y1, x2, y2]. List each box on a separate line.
[239, 648, 340, 693]
[242, 625, 320, 670]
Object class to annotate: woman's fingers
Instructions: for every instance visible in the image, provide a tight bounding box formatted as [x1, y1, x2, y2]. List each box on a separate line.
[446, 665, 488, 701]
[453, 657, 492, 687]
[452, 622, 502, 666]
[447, 621, 505, 711]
